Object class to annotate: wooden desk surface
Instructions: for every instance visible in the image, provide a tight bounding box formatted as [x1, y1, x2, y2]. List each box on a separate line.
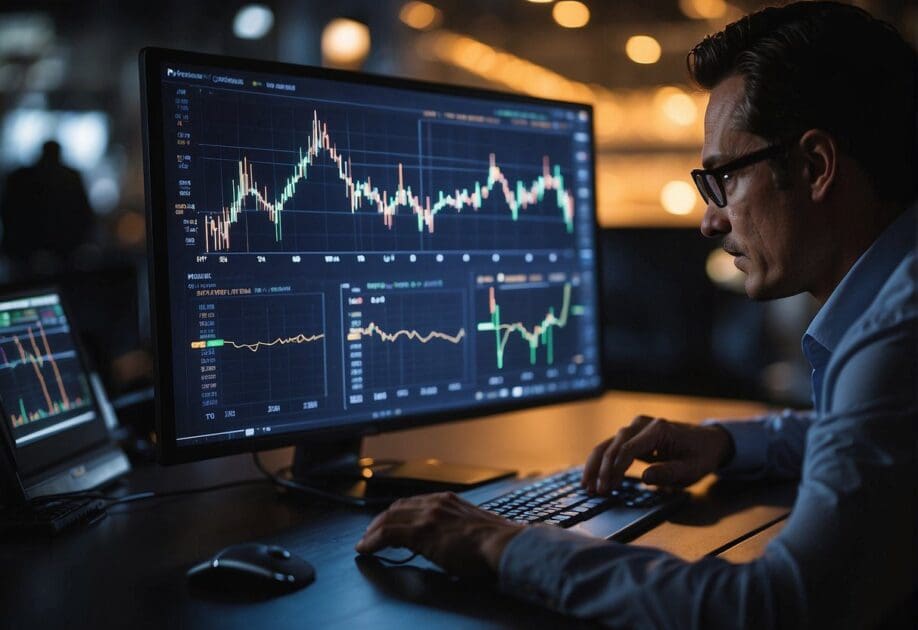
[0, 391, 796, 629]
[366, 389, 767, 475]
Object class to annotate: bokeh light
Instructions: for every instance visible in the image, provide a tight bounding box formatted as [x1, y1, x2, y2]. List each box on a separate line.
[233, 5, 274, 40]
[660, 180, 697, 215]
[552, 1, 590, 29]
[625, 35, 662, 64]
[322, 18, 372, 68]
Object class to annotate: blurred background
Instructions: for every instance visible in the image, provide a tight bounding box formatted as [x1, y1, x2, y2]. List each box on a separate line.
[0, 0, 913, 419]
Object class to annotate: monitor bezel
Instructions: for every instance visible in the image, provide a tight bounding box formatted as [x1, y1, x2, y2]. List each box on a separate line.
[140, 46, 605, 465]
[0, 287, 110, 479]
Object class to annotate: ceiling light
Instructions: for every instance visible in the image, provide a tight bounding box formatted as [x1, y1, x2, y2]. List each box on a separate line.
[625, 35, 661, 64]
[655, 86, 697, 126]
[233, 5, 274, 40]
[399, 2, 442, 31]
[552, 1, 590, 28]
[321, 18, 372, 68]
[660, 180, 696, 215]
[0, 15, 54, 56]
[679, 0, 728, 20]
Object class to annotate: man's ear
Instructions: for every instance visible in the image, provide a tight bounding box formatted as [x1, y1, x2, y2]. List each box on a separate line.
[797, 129, 837, 203]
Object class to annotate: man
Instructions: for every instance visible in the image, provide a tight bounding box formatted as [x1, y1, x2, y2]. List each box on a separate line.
[356, 3, 917, 627]
[0, 140, 94, 278]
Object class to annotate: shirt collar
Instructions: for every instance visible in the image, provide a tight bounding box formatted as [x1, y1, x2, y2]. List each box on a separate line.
[803, 203, 917, 367]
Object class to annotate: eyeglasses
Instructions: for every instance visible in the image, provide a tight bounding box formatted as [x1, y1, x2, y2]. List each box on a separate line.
[691, 142, 790, 208]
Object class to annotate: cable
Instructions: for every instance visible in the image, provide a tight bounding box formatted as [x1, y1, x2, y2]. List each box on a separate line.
[20, 452, 398, 512]
[24, 477, 271, 508]
[104, 478, 271, 506]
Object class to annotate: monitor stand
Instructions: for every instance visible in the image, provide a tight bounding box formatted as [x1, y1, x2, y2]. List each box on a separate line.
[289, 437, 516, 500]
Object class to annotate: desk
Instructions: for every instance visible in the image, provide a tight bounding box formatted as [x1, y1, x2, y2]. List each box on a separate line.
[1, 391, 797, 629]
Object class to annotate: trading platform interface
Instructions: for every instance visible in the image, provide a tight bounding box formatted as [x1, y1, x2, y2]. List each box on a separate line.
[156, 62, 601, 446]
[0, 294, 96, 446]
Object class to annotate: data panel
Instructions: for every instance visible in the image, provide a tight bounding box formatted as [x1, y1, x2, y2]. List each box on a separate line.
[155, 60, 601, 446]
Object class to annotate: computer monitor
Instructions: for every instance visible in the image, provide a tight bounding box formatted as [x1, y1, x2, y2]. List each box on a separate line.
[139, 48, 602, 484]
[0, 289, 129, 500]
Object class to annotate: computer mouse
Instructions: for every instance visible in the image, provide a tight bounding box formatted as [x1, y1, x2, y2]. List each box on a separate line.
[187, 542, 315, 595]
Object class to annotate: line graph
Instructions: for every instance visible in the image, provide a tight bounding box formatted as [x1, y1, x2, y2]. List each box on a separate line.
[343, 287, 468, 396]
[347, 322, 465, 345]
[189, 293, 328, 413]
[191, 332, 325, 353]
[476, 282, 586, 370]
[0, 313, 92, 431]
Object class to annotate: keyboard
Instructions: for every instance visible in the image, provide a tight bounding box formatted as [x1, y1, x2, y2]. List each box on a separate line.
[0, 496, 107, 535]
[479, 467, 671, 528]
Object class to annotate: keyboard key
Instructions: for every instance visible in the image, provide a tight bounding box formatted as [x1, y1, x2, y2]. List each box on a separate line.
[478, 468, 671, 530]
[553, 496, 586, 510]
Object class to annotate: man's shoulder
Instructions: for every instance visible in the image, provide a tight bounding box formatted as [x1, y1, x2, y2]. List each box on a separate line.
[835, 249, 916, 358]
[822, 249, 916, 413]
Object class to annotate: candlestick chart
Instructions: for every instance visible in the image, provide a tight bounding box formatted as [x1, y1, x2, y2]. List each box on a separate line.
[195, 99, 578, 254]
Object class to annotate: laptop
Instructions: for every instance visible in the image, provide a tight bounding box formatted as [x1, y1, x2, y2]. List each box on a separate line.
[0, 288, 129, 508]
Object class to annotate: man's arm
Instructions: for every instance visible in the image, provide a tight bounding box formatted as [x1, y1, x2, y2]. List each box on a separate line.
[577, 407, 814, 497]
[711, 408, 814, 480]
[359, 323, 915, 628]
[499, 325, 915, 628]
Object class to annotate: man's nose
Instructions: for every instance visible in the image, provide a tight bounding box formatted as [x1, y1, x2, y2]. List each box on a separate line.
[700, 202, 730, 238]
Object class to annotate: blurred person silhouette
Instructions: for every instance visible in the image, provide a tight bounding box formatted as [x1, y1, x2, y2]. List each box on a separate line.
[0, 139, 95, 278]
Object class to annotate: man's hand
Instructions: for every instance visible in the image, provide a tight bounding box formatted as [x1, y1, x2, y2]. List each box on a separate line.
[581, 415, 734, 494]
[355, 492, 525, 577]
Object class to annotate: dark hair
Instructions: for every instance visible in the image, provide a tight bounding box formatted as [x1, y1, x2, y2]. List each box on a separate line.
[688, 1, 917, 205]
[40, 140, 62, 161]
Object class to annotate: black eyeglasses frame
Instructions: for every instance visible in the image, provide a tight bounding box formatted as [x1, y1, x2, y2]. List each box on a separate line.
[691, 141, 792, 208]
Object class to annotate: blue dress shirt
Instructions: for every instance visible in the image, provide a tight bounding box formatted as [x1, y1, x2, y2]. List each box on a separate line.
[499, 205, 917, 628]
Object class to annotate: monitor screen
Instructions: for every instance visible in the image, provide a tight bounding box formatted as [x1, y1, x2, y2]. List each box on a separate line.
[0, 293, 97, 447]
[142, 50, 602, 461]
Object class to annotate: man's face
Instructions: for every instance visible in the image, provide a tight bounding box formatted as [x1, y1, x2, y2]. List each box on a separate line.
[699, 74, 812, 300]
